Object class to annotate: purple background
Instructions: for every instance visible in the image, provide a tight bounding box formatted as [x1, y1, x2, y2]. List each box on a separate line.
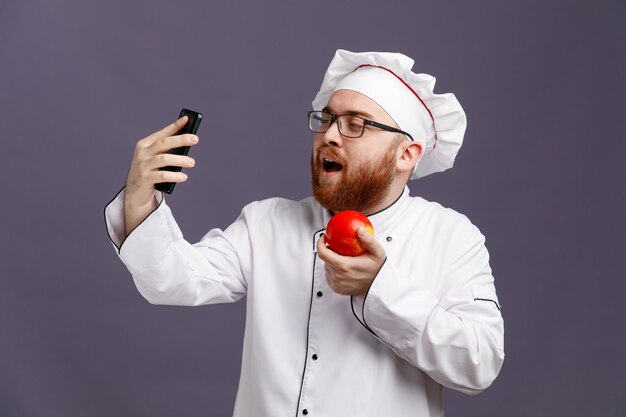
[1, 0, 624, 416]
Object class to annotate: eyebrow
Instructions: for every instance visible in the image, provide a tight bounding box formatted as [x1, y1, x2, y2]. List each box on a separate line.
[322, 106, 375, 120]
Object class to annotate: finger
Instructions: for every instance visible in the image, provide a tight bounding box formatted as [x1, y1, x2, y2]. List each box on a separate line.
[323, 260, 343, 289]
[317, 235, 342, 264]
[150, 170, 189, 184]
[324, 267, 339, 293]
[318, 238, 355, 282]
[146, 154, 196, 171]
[144, 116, 189, 145]
[357, 228, 386, 260]
[149, 133, 199, 155]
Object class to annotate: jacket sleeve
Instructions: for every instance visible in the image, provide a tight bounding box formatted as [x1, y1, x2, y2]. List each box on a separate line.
[351, 215, 504, 395]
[104, 188, 249, 306]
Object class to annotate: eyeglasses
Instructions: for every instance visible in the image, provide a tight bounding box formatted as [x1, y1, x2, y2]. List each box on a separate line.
[307, 110, 413, 141]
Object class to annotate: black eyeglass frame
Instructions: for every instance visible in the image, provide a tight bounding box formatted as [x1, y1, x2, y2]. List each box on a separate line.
[307, 110, 414, 141]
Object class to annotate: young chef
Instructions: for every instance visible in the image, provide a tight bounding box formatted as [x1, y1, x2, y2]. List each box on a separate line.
[105, 49, 504, 417]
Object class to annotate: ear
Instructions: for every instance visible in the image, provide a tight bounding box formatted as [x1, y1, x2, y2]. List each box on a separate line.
[396, 141, 423, 175]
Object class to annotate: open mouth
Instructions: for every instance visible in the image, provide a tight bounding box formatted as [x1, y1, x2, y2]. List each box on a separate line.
[323, 157, 344, 173]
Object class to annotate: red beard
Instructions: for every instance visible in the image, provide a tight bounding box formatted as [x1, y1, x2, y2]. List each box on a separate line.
[311, 144, 397, 213]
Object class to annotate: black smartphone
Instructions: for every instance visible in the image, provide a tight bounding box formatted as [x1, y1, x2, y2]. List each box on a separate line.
[155, 108, 203, 194]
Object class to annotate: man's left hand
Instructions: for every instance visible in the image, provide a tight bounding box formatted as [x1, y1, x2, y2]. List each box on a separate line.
[317, 228, 387, 296]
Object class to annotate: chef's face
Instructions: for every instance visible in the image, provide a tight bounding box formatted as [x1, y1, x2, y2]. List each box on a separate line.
[311, 89, 404, 213]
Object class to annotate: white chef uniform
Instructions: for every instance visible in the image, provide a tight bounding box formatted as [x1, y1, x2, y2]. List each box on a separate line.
[104, 184, 504, 417]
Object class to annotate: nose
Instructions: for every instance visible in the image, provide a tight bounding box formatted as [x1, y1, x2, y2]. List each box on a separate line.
[321, 119, 342, 147]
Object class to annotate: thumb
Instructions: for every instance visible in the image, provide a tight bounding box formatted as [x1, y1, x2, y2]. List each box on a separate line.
[357, 227, 384, 259]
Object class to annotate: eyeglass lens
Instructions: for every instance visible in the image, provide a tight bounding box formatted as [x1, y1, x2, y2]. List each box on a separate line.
[308, 111, 365, 138]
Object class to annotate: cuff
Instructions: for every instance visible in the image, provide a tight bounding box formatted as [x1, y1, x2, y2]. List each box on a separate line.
[104, 188, 182, 273]
[354, 258, 439, 346]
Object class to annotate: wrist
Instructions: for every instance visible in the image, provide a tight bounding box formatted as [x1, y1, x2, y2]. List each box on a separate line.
[123, 189, 158, 237]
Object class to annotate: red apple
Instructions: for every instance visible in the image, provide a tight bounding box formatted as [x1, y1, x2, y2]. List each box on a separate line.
[325, 210, 375, 256]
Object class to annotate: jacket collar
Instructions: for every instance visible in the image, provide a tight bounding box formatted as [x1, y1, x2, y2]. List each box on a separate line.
[318, 186, 412, 235]
[366, 186, 411, 235]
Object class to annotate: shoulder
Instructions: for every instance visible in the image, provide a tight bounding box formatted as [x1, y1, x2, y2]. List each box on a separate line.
[404, 195, 484, 241]
[239, 196, 322, 227]
[242, 196, 318, 213]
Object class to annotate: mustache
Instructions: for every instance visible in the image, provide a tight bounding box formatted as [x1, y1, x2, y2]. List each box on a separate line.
[315, 145, 345, 164]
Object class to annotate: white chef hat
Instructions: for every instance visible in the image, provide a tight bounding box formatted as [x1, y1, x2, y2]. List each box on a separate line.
[312, 49, 467, 180]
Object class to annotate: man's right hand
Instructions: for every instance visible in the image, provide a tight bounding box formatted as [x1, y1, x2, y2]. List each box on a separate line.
[124, 116, 199, 236]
